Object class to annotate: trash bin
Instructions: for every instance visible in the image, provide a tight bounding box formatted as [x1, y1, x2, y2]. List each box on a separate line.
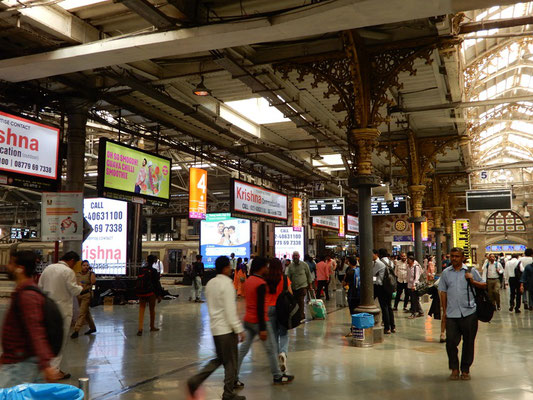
[0, 383, 84, 400]
[351, 313, 375, 348]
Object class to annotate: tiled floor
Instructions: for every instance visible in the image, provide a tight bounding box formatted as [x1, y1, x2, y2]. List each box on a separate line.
[1, 291, 533, 399]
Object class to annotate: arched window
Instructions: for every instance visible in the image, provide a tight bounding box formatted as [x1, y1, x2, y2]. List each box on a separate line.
[485, 211, 526, 232]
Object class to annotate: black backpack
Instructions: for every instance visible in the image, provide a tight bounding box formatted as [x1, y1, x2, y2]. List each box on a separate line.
[16, 286, 64, 356]
[381, 259, 397, 296]
[136, 268, 154, 296]
[466, 273, 494, 323]
[515, 261, 523, 281]
[275, 276, 301, 330]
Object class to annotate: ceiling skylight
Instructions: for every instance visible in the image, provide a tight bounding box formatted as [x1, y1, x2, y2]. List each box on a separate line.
[225, 98, 289, 125]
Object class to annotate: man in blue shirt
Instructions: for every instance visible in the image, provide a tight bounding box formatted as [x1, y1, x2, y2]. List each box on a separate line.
[439, 247, 487, 381]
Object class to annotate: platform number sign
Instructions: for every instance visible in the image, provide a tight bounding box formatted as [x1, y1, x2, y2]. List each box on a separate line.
[480, 171, 488, 180]
[189, 168, 207, 219]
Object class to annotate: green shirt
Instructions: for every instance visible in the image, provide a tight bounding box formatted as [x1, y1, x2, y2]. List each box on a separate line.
[287, 261, 312, 291]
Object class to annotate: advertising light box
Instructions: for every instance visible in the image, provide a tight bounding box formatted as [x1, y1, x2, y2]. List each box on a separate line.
[83, 198, 128, 275]
[292, 197, 302, 231]
[189, 167, 207, 219]
[0, 111, 59, 190]
[371, 195, 408, 215]
[275, 226, 304, 260]
[98, 139, 171, 207]
[231, 179, 287, 221]
[200, 213, 251, 269]
[453, 219, 472, 266]
[312, 215, 340, 230]
[309, 198, 345, 216]
[347, 214, 359, 233]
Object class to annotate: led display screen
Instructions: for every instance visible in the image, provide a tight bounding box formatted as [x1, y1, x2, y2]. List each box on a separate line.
[309, 198, 345, 216]
[371, 195, 408, 215]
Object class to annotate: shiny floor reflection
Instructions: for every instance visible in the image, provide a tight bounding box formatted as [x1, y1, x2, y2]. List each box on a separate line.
[1, 291, 532, 399]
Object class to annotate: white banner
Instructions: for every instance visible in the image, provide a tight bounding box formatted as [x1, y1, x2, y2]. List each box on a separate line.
[312, 215, 340, 229]
[41, 192, 83, 241]
[233, 180, 287, 220]
[0, 111, 59, 179]
[347, 214, 359, 233]
[83, 198, 127, 275]
[275, 227, 304, 260]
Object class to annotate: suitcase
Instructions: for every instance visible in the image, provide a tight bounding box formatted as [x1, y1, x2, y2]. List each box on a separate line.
[308, 291, 326, 319]
[336, 289, 347, 307]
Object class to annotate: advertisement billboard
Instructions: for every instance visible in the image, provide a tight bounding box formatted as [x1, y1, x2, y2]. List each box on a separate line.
[83, 198, 128, 275]
[98, 139, 171, 207]
[200, 213, 251, 269]
[453, 219, 472, 265]
[231, 179, 287, 221]
[312, 215, 340, 230]
[347, 215, 359, 233]
[0, 110, 59, 190]
[41, 192, 84, 241]
[189, 168, 207, 219]
[292, 197, 302, 231]
[275, 226, 304, 260]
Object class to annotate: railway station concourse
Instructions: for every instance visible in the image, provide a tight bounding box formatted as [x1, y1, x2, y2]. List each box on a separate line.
[0, 0, 532, 399]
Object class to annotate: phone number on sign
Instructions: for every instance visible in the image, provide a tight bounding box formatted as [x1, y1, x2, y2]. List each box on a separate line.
[92, 223, 124, 233]
[2, 159, 52, 174]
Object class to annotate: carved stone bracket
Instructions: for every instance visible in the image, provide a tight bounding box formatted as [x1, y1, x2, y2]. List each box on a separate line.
[409, 184, 426, 218]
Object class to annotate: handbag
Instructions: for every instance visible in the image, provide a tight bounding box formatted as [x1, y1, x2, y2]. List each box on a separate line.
[467, 280, 494, 323]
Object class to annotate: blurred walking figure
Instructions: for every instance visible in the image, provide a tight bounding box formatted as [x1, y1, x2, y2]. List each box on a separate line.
[71, 260, 97, 338]
[0, 251, 61, 387]
[136, 255, 164, 336]
[38, 251, 82, 380]
[233, 258, 247, 297]
[482, 254, 504, 311]
[190, 255, 205, 303]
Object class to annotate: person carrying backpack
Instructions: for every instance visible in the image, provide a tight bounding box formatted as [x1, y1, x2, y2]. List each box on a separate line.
[136, 254, 164, 336]
[373, 249, 396, 334]
[0, 250, 61, 386]
[407, 255, 424, 319]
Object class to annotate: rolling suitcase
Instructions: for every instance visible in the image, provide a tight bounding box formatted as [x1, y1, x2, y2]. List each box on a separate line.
[308, 290, 327, 319]
[336, 289, 347, 307]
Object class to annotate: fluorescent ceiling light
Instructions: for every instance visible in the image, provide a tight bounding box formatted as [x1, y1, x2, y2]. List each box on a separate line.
[57, 0, 108, 10]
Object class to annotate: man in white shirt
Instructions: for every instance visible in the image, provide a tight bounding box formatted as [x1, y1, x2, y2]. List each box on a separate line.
[504, 254, 521, 313]
[187, 256, 245, 400]
[482, 254, 504, 311]
[394, 253, 409, 311]
[38, 251, 82, 380]
[229, 253, 238, 277]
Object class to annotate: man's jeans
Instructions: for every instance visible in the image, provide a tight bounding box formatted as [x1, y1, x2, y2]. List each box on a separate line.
[268, 306, 289, 355]
[0, 358, 43, 388]
[509, 277, 521, 311]
[394, 282, 409, 309]
[191, 276, 202, 300]
[237, 321, 282, 380]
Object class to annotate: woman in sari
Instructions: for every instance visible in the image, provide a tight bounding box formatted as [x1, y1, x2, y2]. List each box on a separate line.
[233, 258, 247, 296]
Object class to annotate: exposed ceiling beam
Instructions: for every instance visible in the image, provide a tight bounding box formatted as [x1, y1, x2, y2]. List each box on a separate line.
[0, 0, 521, 81]
[117, 0, 176, 30]
[459, 15, 533, 34]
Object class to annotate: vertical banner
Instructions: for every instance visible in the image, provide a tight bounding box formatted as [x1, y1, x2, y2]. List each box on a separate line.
[189, 167, 207, 219]
[411, 221, 429, 241]
[41, 192, 84, 241]
[452, 219, 472, 265]
[338, 216, 345, 237]
[292, 197, 302, 231]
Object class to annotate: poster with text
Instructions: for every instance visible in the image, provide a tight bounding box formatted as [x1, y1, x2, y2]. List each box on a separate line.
[232, 179, 287, 221]
[275, 226, 304, 260]
[41, 192, 83, 241]
[347, 214, 359, 233]
[189, 168, 207, 219]
[312, 215, 340, 230]
[200, 213, 251, 269]
[99, 139, 171, 206]
[83, 198, 128, 275]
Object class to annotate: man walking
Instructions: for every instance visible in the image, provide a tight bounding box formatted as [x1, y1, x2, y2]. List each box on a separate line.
[315, 256, 331, 301]
[373, 249, 395, 334]
[394, 252, 409, 311]
[187, 256, 246, 400]
[482, 254, 504, 310]
[38, 251, 82, 380]
[190, 255, 205, 303]
[287, 251, 312, 322]
[439, 247, 486, 381]
[504, 254, 521, 313]
[0, 251, 60, 387]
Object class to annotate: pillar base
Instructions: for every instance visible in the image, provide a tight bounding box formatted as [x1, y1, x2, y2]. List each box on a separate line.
[354, 303, 382, 343]
[349, 174, 381, 188]
[373, 326, 384, 344]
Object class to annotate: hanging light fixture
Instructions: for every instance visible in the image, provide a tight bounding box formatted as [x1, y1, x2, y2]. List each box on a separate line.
[311, 140, 323, 161]
[193, 76, 211, 96]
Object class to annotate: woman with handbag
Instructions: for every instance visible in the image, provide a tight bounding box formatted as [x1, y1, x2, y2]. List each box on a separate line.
[233, 258, 247, 297]
[71, 260, 97, 338]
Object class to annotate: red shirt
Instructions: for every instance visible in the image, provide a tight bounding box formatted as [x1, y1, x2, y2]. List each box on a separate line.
[1, 279, 54, 370]
[243, 275, 268, 329]
[266, 277, 291, 307]
[316, 261, 330, 281]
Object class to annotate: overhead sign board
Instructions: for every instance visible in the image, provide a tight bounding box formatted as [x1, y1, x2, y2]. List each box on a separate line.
[200, 213, 251, 269]
[98, 139, 171, 207]
[189, 168, 207, 219]
[347, 214, 359, 233]
[371, 195, 408, 215]
[83, 198, 128, 275]
[453, 219, 472, 265]
[309, 197, 345, 216]
[275, 226, 304, 260]
[231, 179, 287, 221]
[0, 111, 59, 191]
[466, 189, 512, 212]
[41, 192, 83, 241]
[292, 197, 302, 231]
[312, 215, 340, 230]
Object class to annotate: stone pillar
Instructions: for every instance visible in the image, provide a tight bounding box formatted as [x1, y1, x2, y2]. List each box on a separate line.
[146, 217, 152, 241]
[349, 128, 382, 340]
[408, 185, 426, 264]
[445, 230, 452, 254]
[63, 97, 90, 257]
[432, 206, 444, 274]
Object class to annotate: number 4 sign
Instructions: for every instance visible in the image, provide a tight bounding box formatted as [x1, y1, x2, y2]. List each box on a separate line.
[189, 168, 207, 219]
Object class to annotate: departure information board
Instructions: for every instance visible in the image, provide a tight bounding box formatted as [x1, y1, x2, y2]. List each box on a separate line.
[371, 195, 408, 215]
[309, 198, 345, 216]
[466, 189, 512, 211]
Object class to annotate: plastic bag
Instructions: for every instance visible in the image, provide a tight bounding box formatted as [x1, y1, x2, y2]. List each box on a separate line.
[351, 313, 375, 329]
[0, 384, 84, 400]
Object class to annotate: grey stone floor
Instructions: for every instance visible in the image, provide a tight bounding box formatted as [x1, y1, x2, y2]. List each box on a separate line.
[1, 290, 533, 399]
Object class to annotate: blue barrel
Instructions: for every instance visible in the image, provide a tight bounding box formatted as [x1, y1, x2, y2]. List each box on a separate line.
[0, 384, 84, 400]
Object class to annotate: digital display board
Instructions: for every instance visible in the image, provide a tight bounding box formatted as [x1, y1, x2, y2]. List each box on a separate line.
[189, 167, 207, 219]
[200, 213, 251, 269]
[347, 215, 359, 233]
[453, 219, 472, 265]
[275, 226, 304, 260]
[98, 139, 171, 207]
[83, 198, 128, 275]
[231, 179, 287, 221]
[10, 227, 37, 239]
[466, 189, 512, 211]
[0, 110, 59, 191]
[309, 198, 345, 216]
[371, 195, 408, 215]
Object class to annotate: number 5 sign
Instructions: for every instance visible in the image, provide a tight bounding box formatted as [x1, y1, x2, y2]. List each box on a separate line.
[189, 168, 207, 219]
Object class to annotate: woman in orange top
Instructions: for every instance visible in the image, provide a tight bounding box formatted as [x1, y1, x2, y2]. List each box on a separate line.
[233, 258, 247, 296]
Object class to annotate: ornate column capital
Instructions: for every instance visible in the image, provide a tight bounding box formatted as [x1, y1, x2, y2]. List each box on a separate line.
[348, 128, 380, 176]
[408, 184, 426, 218]
[431, 206, 444, 229]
